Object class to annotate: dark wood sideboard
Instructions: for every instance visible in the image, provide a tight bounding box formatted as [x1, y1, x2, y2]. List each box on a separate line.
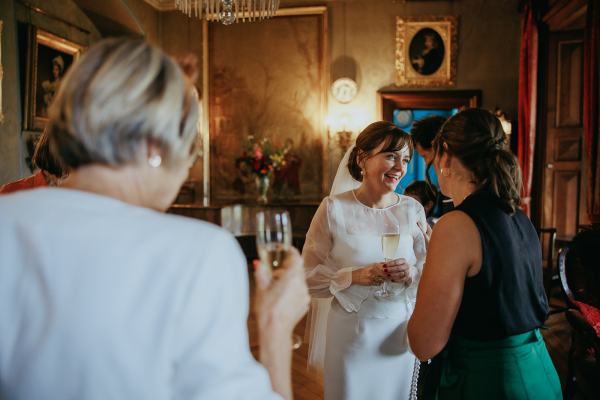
[168, 201, 320, 261]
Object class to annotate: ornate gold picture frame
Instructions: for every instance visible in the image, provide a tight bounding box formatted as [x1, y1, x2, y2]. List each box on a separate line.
[395, 16, 458, 87]
[25, 27, 84, 130]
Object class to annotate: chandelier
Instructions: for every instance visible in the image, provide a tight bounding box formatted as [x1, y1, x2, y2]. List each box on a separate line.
[175, 0, 280, 25]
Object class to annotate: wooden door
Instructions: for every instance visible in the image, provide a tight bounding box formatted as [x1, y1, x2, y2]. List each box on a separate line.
[541, 30, 585, 242]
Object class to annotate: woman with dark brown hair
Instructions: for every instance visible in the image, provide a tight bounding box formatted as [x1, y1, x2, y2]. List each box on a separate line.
[304, 121, 428, 400]
[408, 108, 561, 399]
[0, 129, 68, 194]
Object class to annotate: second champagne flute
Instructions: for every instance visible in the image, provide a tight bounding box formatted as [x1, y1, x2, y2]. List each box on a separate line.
[255, 209, 302, 349]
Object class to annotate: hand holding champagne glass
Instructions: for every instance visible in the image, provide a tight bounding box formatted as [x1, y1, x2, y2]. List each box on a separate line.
[255, 209, 304, 349]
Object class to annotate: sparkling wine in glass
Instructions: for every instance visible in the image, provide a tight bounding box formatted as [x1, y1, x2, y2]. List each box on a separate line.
[382, 233, 401, 260]
[255, 209, 302, 349]
[375, 227, 400, 298]
[256, 242, 289, 270]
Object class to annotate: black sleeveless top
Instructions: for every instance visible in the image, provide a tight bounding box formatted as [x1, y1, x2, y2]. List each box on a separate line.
[452, 190, 549, 340]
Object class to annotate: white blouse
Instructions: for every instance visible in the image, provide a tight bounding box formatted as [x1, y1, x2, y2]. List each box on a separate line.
[304, 190, 427, 314]
[0, 188, 280, 400]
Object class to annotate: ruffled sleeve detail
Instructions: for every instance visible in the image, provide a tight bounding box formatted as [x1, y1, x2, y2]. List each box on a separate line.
[304, 197, 371, 312]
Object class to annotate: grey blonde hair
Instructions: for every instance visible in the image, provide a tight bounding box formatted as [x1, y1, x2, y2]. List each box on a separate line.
[47, 37, 199, 169]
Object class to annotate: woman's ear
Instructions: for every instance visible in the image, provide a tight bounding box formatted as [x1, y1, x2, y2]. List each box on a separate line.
[435, 152, 451, 170]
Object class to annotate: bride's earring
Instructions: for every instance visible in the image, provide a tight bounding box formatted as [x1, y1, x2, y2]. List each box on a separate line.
[440, 167, 450, 177]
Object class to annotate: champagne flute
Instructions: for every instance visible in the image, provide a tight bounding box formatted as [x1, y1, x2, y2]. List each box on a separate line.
[255, 209, 303, 349]
[375, 225, 400, 298]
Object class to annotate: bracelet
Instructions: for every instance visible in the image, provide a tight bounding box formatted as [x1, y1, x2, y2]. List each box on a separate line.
[371, 275, 384, 285]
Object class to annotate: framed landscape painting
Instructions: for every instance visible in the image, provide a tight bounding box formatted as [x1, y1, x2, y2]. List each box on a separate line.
[206, 7, 329, 203]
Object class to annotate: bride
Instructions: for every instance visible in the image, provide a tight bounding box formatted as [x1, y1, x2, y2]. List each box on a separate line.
[303, 121, 428, 400]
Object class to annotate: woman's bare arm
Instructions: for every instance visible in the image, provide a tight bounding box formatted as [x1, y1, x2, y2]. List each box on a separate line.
[407, 211, 481, 360]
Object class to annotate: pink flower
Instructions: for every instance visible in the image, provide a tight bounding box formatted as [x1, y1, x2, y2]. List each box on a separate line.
[252, 144, 263, 159]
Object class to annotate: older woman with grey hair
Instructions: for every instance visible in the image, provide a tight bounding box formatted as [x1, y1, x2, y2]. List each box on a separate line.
[0, 38, 308, 400]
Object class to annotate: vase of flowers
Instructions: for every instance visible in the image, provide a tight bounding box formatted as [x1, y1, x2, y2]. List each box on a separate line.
[255, 175, 270, 204]
[237, 136, 287, 204]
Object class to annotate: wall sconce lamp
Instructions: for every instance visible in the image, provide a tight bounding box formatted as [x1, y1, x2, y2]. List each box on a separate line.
[328, 113, 355, 153]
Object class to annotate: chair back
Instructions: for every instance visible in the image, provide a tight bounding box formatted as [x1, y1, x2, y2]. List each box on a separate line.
[558, 227, 600, 309]
[537, 228, 557, 270]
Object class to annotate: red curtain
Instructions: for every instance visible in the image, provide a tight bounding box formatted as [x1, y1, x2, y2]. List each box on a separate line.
[517, 0, 539, 216]
[584, 0, 600, 221]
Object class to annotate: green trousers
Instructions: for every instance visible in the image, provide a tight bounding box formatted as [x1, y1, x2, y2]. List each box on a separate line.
[437, 329, 562, 400]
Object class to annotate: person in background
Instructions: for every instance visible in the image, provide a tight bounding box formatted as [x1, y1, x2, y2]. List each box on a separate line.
[0, 37, 309, 400]
[304, 121, 427, 400]
[411, 115, 453, 217]
[404, 180, 437, 226]
[408, 108, 561, 399]
[0, 128, 68, 194]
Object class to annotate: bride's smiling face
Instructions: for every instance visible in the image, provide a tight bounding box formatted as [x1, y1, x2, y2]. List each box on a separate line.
[361, 143, 411, 192]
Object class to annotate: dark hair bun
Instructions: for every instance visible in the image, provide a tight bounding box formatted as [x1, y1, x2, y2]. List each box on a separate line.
[347, 146, 363, 181]
[435, 108, 522, 213]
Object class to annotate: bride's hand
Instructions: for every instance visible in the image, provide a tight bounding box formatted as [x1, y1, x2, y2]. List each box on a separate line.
[351, 262, 386, 286]
[380, 258, 412, 285]
[351, 259, 411, 286]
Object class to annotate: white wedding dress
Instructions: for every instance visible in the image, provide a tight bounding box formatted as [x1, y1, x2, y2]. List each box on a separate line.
[304, 189, 427, 400]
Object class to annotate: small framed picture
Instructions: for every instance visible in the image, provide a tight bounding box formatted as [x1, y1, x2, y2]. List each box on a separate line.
[25, 27, 83, 130]
[395, 16, 458, 87]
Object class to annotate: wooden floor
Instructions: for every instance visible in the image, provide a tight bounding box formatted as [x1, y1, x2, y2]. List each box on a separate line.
[247, 284, 571, 400]
[247, 292, 324, 400]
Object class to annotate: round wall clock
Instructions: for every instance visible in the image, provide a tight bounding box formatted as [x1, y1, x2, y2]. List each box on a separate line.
[331, 78, 358, 104]
[394, 110, 414, 128]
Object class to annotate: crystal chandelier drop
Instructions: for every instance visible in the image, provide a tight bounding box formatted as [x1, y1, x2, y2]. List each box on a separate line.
[175, 0, 280, 25]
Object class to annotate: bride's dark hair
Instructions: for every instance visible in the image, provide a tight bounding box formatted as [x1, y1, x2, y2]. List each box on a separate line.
[348, 121, 412, 181]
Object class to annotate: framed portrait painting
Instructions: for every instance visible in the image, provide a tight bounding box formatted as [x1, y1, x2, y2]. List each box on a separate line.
[25, 28, 84, 130]
[395, 16, 458, 87]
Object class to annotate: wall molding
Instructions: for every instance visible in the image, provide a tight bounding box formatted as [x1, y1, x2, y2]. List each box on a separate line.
[142, 0, 175, 11]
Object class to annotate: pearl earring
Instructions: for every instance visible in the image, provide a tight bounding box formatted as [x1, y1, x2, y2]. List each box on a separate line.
[440, 168, 450, 177]
[148, 154, 162, 168]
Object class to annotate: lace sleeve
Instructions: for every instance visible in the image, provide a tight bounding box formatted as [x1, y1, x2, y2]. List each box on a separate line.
[303, 198, 353, 298]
